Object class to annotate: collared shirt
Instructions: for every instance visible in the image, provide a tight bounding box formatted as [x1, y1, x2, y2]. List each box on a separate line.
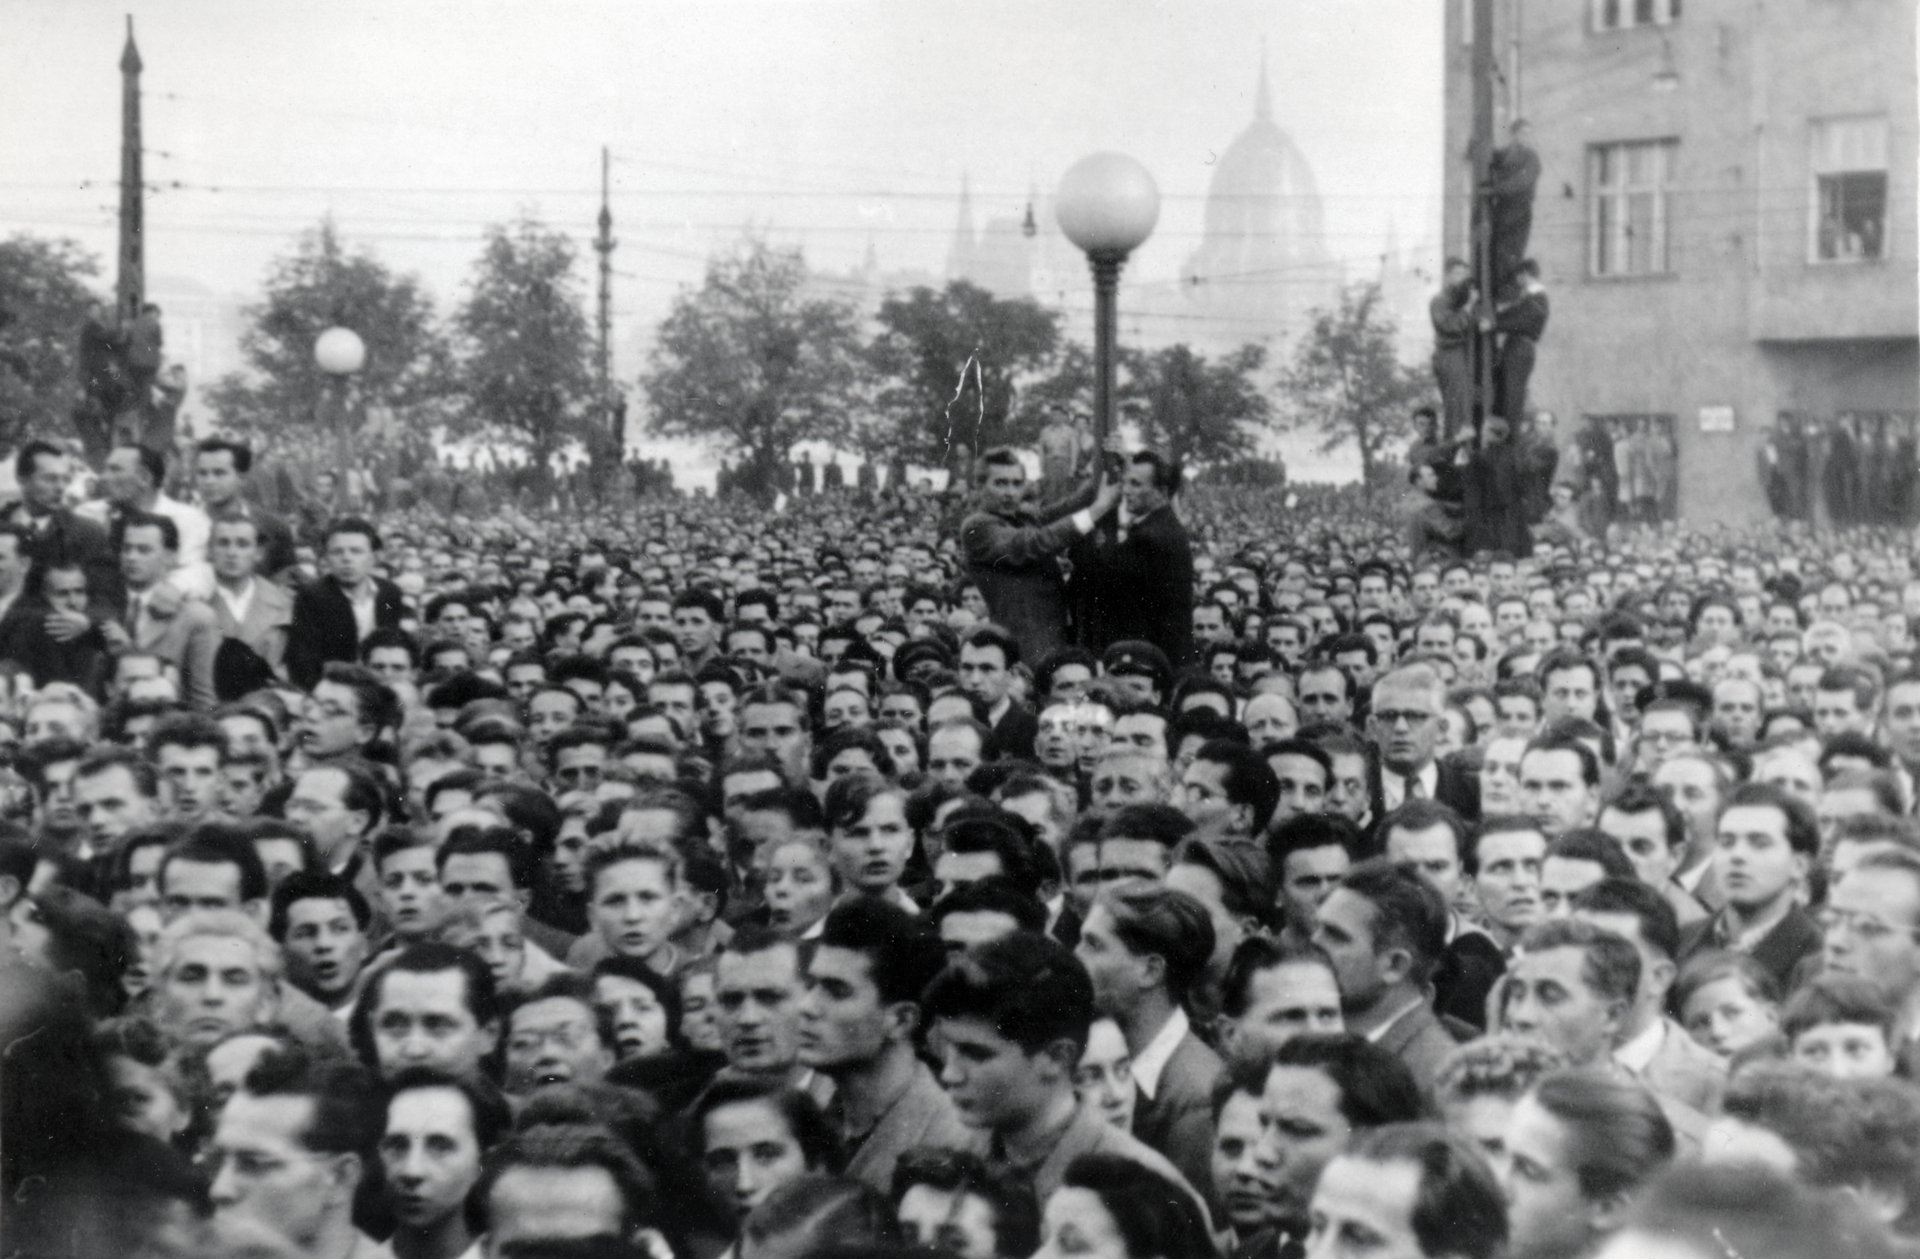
[216, 577, 256, 627]
[1130, 1006, 1190, 1101]
[347, 583, 378, 642]
[1615, 1017, 1666, 1075]
[1380, 761, 1439, 813]
[125, 587, 151, 638]
[1709, 903, 1792, 955]
[1363, 995, 1428, 1046]
[0, 585, 21, 627]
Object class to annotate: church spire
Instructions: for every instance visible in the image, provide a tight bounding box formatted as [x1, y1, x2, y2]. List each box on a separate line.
[946, 171, 976, 281]
[1254, 42, 1272, 122]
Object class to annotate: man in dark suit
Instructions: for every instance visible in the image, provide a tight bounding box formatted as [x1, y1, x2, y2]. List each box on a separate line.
[286, 517, 407, 691]
[1313, 860, 1463, 1093]
[194, 437, 299, 580]
[107, 513, 221, 710]
[1074, 450, 1194, 667]
[1368, 663, 1480, 828]
[1675, 782, 1825, 993]
[961, 447, 1117, 666]
[4, 440, 117, 613]
[956, 622, 1037, 760]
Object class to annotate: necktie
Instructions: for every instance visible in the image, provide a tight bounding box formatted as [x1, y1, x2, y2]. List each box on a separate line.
[1406, 773, 1426, 800]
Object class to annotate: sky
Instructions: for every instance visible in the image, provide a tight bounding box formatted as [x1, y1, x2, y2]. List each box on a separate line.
[2, 0, 1443, 477]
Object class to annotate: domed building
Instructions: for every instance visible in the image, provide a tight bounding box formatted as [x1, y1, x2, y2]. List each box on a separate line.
[1179, 56, 1342, 353]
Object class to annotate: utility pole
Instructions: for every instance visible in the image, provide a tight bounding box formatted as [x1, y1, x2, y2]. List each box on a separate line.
[594, 146, 614, 421]
[1468, 0, 1496, 442]
[117, 14, 144, 325]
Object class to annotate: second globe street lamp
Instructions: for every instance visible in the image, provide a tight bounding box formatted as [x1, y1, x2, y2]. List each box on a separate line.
[1054, 152, 1161, 447]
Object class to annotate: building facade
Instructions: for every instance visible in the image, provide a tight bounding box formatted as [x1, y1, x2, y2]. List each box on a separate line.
[1442, 0, 1917, 523]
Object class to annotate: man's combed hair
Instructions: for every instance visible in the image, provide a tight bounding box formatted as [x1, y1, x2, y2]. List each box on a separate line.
[1342, 1124, 1508, 1259]
[1093, 881, 1215, 1006]
[814, 898, 949, 1009]
[1515, 917, 1641, 1004]
[241, 1043, 381, 1157]
[475, 1123, 658, 1236]
[922, 929, 1094, 1055]
[1527, 1069, 1675, 1202]
[1270, 1032, 1430, 1129]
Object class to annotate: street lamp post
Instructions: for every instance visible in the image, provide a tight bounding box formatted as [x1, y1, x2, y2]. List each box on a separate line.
[315, 326, 366, 468]
[1055, 153, 1160, 446]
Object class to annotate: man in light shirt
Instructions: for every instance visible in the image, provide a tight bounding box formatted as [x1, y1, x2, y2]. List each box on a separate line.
[208, 516, 294, 692]
[81, 443, 212, 595]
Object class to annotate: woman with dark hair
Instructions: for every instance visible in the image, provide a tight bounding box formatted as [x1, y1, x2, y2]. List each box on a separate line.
[693, 1076, 843, 1242]
[812, 726, 896, 788]
[1500, 1069, 1676, 1259]
[601, 957, 727, 1112]
[1034, 1153, 1215, 1259]
[9, 884, 136, 1019]
[93, 1015, 203, 1152]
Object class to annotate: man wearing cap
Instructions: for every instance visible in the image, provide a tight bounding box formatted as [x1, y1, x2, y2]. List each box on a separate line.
[1102, 640, 1172, 708]
[960, 446, 1119, 664]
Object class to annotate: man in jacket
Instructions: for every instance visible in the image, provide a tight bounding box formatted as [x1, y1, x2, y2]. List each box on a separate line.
[5, 441, 116, 612]
[208, 516, 294, 699]
[108, 513, 220, 710]
[961, 447, 1117, 665]
[286, 518, 407, 691]
[194, 437, 299, 579]
[1074, 450, 1194, 668]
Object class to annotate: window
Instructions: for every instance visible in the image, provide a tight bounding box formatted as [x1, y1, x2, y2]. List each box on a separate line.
[1810, 116, 1888, 263]
[1590, 140, 1677, 277]
[1593, 0, 1680, 29]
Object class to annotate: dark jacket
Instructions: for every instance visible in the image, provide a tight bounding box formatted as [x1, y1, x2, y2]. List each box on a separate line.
[4, 505, 120, 614]
[1131, 1029, 1224, 1216]
[986, 703, 1039, 762]
[0, 597, 110, 698]
[960, 480, 1098, 665]
[1072, 503, 1195, 665]
[1373, 996, 1465, 1094]
[1677, 905, 1824, 994]
[285, 575, 408, 690]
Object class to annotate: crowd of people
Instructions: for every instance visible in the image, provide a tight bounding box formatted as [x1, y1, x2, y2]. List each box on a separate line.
[5, 423, 1920, 1259]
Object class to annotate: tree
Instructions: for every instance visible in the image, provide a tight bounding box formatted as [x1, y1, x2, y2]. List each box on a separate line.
[866, 281, 1060, 464]
[1123, 342, 1272, 469]
[642, 238, 866, 491]
[0, 234, 104, 450]
[206, 219, 456, 443]
[455, 216, 599, 476]
[1276, 281, 1429, 499]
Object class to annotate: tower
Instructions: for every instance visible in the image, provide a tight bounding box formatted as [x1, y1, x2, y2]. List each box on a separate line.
[594, 146, 614, 404]
[117, 15, 144, 324]
[945, 172, 976, 282]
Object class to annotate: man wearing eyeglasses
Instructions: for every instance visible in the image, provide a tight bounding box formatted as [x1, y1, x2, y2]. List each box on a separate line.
[501, 973, 616, 1095]
[1821, 847, 1920, 1067]
[1368, 664, 1479, 827]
